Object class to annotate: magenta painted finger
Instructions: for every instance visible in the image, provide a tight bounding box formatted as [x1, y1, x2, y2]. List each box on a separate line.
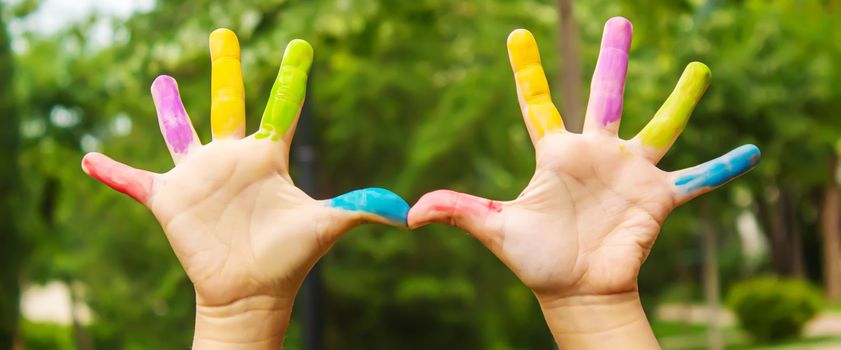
[584, 17, 632, 131]
[152, 75, 197, 158]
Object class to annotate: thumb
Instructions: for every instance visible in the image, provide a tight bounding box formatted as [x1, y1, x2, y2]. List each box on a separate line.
[408, 190, 504, 249]
[81, 152, 156, 204]
[319, 188, 410, 241]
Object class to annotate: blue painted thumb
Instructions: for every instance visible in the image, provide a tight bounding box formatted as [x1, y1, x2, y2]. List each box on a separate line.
[328, 187, 409, 227]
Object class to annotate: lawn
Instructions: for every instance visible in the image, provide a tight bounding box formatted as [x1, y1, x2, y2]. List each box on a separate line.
[653, 320, 841, 349]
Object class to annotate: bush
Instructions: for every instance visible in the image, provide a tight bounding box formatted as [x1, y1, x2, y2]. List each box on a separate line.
[726, 276, 823, 342]
[20, 320, 74, 350]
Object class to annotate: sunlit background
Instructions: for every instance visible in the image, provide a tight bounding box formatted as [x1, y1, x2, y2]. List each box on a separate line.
[1, 0, 841, 349]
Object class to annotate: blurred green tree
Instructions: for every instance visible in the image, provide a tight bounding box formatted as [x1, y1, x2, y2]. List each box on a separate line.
[0, 2, 23, 348]
[3, 0, 841, 349]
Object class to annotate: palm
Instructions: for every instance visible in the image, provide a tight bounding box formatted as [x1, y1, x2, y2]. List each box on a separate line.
[495, 134, 672, 297]
[82, 31, 408, 308]
[409, 19, 759, 299]
[150, 138, 327, 305]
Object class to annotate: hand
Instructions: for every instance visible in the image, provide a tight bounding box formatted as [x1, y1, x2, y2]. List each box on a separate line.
[82, 29, 409, 348]
[408, 17, 759, 348]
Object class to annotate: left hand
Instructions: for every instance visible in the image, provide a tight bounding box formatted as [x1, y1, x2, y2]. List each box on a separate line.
[82, 29, 409, 348]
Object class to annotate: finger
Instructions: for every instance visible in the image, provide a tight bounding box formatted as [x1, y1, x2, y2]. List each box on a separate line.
[408, 190, 504, 250]
[255, 39, 313, 143]
[507, 29, 564, 145]
[583, 17, 632, 135]
[671, 144, 760, 205]
[209, 28, 246, 140]
[320, 188, 410, 240]
[634, 62, 711, 163]
[81, 152, 156, 204]
[151, 75, 201, 164]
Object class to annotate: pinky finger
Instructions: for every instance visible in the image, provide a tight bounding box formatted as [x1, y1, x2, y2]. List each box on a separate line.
[671, 144, 761, 205]
[81, 153, 156, 204]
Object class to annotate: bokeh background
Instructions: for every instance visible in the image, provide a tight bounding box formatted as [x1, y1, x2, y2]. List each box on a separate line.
[1, 0, 841, 349]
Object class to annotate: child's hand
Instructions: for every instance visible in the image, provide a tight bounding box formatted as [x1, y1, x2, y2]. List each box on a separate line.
[82, 29, 408, 348]
[408, 18, 758, 348]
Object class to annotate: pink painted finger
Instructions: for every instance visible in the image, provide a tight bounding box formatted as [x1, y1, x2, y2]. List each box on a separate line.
[81, 152, 156, 204]
[583, 17, 632, 135]
[409, 190, 504, 248]
[152, 75, 200, 163]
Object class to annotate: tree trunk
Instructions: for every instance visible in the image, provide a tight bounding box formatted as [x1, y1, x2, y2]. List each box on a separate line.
[69, 283, 93, 350]
[758, 190, 804, 277]
[0, 4, 22, 348]
[700, 203, 722, 350]
[821, 155, 841, 301]
[789, 194, 805, 278]
[555, 0, 583, 132]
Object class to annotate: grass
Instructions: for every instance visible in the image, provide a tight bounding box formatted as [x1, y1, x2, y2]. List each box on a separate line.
[824, 302, 841, 313]
[652, 320, 841, 349]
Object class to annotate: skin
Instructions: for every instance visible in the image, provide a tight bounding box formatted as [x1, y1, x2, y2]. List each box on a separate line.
[409, 17, 760, 349]
[82, 30, 408, 349]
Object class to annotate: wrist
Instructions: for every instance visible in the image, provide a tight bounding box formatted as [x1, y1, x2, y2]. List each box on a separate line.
[537, 291, 659, 349]
[193, 295, 293, 350]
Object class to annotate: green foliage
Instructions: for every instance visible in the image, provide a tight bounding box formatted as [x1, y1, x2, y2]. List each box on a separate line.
[727, 276, 823, 342]
[19, 320, 74, 350]
[0, 2, 23, 348]
[1, 0, 841, 348]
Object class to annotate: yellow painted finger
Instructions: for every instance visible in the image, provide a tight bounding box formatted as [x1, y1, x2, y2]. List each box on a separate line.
[210, 28, 246, 139]
[507, 29, 564, 142]
[635, 62, 711, 162]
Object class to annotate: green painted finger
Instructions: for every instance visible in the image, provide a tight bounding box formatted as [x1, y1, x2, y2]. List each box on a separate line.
[256, 39, 314, 141]
[636, 62, 711, 161]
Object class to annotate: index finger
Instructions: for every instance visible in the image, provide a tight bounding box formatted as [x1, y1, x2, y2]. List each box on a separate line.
[507, 29, 565, 144]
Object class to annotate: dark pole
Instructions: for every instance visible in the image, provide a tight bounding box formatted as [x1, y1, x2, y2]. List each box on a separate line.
[293, 77, 323, 350]
[0, 6, 23, 348]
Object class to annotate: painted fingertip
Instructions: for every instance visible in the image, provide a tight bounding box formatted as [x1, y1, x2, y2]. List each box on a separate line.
[725, 144, 762, 175]
[675, 144, 761, 194]
[669, 63, 711, 108]
[507, 28, 533, 45]
[507, 29, 540, 64]
[151, 75, 176, 92]
[606, 16, 632, 27]
[283, 39, 314, 71]
[209, 28, 240, 59]
[329, 188, 410, 225]
[685, 62, 712, 86]
[80, 152, 96, 175]
[603, 17, 633, 48]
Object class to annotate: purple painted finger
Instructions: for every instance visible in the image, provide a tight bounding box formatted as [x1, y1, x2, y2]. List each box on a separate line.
[584, 17, 632, 134]
[151, 75, 198, 161]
